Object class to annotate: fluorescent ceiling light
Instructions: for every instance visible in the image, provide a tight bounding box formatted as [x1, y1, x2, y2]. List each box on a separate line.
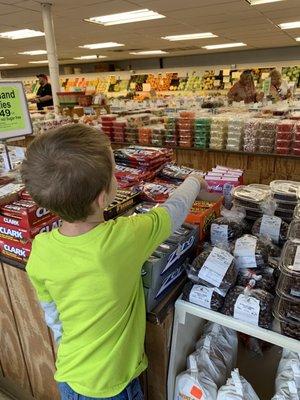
[0, 29, 44, 40]
[162, 32, 217, 41]
[73, 55, 107, 60]
[85, 9, 165, 26]
[0, 63, 18, 67]
[19, 50, 47, 55]
[130, 50, 168, 55]
[279, 21, 300, 29]
[296, 37, 300, 41]
[0, 57, 4, 59]
[29, 60, 48, 64]
[203, 42, 247, 50]
[79, 42, 124, 49]
[247, 0, 284, 4]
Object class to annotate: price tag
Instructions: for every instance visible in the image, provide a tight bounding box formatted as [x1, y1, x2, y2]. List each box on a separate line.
[189, 285, 214, 309]
[260, 215, 281, 244]
[234, 294, 260, 326]
[211, 224, 228, 246]
[234, 235, 257, 269]
[198, 247, 233, 287]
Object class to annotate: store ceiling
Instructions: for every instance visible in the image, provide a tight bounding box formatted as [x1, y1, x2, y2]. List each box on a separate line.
[0, 0, 299, 69]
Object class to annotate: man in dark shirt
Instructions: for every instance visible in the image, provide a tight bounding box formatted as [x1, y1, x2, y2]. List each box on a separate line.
[34, 74, 53, 110]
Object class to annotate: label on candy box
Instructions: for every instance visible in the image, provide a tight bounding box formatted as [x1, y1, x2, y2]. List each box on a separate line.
[1, 200, 52, 228]
[259, 215, 281, 244]
[234, 294, 260, 326]
[0, 216, 61, 243]
[0, 238, 31, 263]
[198, 247, 233, 287]
[211, 224, 228, 246]
[234, 236, 257, 269]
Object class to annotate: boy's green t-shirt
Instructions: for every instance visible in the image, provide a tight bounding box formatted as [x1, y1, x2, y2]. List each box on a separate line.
[26, 208, 171, 398]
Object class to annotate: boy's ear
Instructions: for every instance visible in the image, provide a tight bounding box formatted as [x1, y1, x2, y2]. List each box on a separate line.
[96, 191, 106, 209]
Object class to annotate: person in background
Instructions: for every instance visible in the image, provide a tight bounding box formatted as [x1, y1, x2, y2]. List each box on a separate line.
[269, 69, 292, 102]
[94, 92, 111, 114]
[21, 124, 207, 400]
[31, 74, 53, 110]
[227, 70, 264, 104]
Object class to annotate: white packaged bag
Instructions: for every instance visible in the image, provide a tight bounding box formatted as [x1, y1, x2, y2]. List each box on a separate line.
[217, 369, 260, 400]
[174, 369, 218, 400]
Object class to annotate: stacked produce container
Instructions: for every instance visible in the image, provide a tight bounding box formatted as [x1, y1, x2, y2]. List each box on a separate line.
[194, 117, 211, 149]
[258, 119, 278, 154]
[243, 118, 261, 153]
[178, 111, 195, 148]
[276, 120, 295, 155]
[210, 116, 228, 150]
[226, 116, 245, 151]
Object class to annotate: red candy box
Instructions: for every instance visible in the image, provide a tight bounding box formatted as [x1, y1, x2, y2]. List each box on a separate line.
[0, 238, 31, 263]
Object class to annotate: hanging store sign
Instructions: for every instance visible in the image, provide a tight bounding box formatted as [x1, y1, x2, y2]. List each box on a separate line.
[0, 81, 32, 139]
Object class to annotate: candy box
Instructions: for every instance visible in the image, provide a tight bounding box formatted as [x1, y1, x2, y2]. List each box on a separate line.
[0, 200, 53, 229]
[185, 192, 223, 241]
[0, 216, 61, 243]
[0, 238, 31, 263]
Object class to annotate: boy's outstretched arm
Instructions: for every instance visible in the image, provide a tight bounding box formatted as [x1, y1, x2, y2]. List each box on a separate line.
[161, 175, 206, 233]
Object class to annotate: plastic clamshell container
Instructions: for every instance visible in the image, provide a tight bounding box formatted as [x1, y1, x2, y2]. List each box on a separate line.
[276, 147, 290, 155]
[293, 204, 300, 220]
[270, 180, 300, 202]
[273, 296, 300, 340]
[276, 139, 292, 148]
[279, 240, 300, 275]
[259, 138, 275, 146]
[277, 270, 300, 301]
[277, 131, 293, 140]
[258, 145, 274, 153]
[277, 120, 295, 132]
[292, 140, 300, 149]
[292, 148, 300, 155]
[233, 185, 270, 204]
[287, 220, 300, 242]
[295, 131, 300, 141]
[179, 111, 195, 119]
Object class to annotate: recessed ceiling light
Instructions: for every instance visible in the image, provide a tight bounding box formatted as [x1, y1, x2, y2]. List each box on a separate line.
[247, 0, 285, 4]
[296, 37, 300, 41]
[279, 21, 300, 29]
[73, 55, 107, 60]
[29, 60, 48, 64]
[162, 32, 217, 41]
[0, 63, 18, 67]
[85, 9, 165, 26]
[202, 42, 247, 50]
[130, 50, 168, 55]
[0, 29, 44, 40]
[79, 42, 124, 49]
[19, 50, 47, 55]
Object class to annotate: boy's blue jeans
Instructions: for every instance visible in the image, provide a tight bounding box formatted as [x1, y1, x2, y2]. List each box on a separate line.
[58, 379, 144, 400]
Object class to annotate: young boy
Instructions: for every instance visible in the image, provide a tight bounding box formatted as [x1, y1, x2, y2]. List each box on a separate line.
[21, 124, 206, 400]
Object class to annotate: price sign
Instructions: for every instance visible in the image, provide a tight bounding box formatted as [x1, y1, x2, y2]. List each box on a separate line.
[0, 81, 32, 139]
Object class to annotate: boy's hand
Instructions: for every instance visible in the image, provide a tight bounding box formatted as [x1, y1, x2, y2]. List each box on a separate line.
[188, 174, 208, 192]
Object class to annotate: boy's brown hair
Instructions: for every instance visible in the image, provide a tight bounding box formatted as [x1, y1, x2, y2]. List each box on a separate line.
[21, 124, 113, 222]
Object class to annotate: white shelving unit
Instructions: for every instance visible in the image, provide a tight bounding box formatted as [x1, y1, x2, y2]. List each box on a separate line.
[167, 299, 300, 400]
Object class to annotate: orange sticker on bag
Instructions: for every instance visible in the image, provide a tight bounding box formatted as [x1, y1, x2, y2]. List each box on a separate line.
[190, 385, 204, 399]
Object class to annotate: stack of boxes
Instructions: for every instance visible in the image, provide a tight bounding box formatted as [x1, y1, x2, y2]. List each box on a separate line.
[209, 117, 228, 150]
[194, 117, 211, 149]
[100, 115, 117, 140]
[112, 119, 127, 143]
[0, 190, 60, 264]
[226, 117, 245, 151]
[178, 111, 195, 148]
[275, 120, 295, 155]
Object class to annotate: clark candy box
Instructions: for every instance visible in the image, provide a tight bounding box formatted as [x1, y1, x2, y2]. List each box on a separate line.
[0, 238, 31, 263]
[185, 192, 223, 241]
[0, 200, 55, 229]
[0, 216, 61, 243]
[142, 223, 199, 312]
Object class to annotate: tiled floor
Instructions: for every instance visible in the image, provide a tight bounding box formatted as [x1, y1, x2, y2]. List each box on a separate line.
[0, 392, 14, 400]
